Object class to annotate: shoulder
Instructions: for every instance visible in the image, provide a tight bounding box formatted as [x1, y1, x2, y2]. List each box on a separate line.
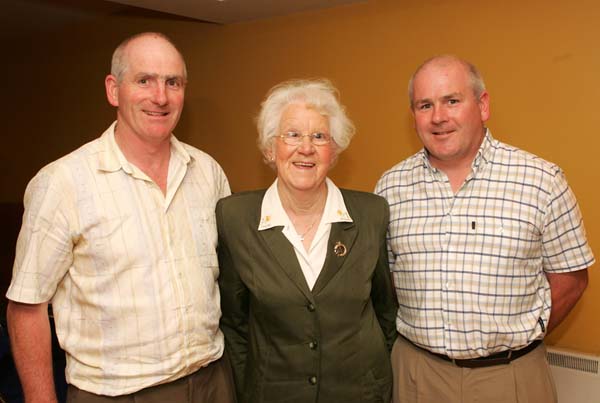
[216, 190, 266, 232]
[217, 190, 266, 213]
[340, 189, 388, 223]
[177, 141, 231, 197]
[490, 139, 562, 178]
[28, 137, 103, 190]
[340, 189, 387, 207]
[181, 143, 227, 174]
[375, 151, 425, 195]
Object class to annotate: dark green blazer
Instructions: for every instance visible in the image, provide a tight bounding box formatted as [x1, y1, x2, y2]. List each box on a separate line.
[217, 188, 398, 403]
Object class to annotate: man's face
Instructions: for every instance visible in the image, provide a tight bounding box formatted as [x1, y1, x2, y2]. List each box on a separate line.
[411, 60, 490, 169]
[105, 35, 186, 144]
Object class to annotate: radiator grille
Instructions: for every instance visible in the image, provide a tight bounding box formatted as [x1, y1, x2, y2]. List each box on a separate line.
[547, 350, 599, 375]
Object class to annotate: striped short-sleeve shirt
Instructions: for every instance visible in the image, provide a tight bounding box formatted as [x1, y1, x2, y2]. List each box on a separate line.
[375, 130, 594, 359]
[7, 122, 231, 395]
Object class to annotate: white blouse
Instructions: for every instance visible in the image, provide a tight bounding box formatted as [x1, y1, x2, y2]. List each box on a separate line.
[258, 178, 353, 290]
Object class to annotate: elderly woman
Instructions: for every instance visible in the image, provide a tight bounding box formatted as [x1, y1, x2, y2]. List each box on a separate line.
[217, 79, 397, 403]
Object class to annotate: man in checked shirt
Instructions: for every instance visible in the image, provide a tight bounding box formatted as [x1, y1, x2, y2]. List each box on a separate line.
[375, 55, 594, 403]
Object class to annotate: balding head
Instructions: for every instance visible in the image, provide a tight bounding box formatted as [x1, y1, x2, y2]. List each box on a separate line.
[110, 32, 187, 83]
[408, 55, 485, 108]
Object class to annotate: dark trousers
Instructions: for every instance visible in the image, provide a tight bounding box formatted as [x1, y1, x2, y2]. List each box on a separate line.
[67, 357, 237, 403]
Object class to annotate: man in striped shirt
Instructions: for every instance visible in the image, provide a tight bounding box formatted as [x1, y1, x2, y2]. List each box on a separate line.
[375, 55, 594, 403]
[6, 33, 235, 402]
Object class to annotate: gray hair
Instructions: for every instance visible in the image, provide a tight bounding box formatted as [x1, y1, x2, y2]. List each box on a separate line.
[256, 79, 355, 163]
[110, 32, 188, 82]
[408, 55, 486, 108]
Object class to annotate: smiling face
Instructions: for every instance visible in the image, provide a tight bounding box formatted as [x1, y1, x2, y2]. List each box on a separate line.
[270, 102, 336, 197]
[105, 34, 186, 145]
[411, 59, 490, 170]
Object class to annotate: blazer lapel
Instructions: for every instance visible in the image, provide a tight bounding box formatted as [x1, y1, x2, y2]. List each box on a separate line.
[259, 227, 314, 301]
[312, 221, 358, 295]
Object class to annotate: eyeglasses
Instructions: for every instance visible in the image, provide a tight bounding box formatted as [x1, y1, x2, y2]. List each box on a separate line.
[278, 131, 332, 146]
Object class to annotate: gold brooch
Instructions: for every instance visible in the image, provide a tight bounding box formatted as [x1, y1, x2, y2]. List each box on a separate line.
[333, 241, 347, 257]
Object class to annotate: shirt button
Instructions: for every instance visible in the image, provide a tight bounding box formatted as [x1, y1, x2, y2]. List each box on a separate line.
[308, 376, 317, 385]
[307, 303, 315, 312]
[309, 341, 318, 350]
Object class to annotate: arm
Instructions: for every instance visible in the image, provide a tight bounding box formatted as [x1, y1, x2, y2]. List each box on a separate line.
[545, 269, 589, 334]
[370, 199, 399, 352]
[216, 201, 249, 400]
[6, 300, 58, 403]
[540, 172, 594, 334]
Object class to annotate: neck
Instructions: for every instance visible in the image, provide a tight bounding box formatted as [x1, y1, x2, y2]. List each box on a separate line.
[433, 161, 471, 194]
[114, 124, 171, 194]
[277, 181, 328, 217]
[429, 131, 485, 193]
[278, 180, 328, 248]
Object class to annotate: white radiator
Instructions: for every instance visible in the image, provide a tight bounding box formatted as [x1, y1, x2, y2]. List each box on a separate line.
[547, 347, 600, 403]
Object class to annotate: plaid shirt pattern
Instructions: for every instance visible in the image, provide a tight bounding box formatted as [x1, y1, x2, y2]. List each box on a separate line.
[375, 131, 594, 359]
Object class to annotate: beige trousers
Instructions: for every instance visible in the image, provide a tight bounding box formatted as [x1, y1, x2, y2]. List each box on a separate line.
[392, 335, 557, 403]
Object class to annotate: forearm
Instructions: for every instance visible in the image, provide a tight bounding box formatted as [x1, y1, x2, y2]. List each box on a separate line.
[545, 269, 589, 334]
[372, 236, 399, 351]
[7, 301, 58, 403]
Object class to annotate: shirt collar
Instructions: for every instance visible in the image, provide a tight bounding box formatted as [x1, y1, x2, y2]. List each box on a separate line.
[472, 128, 495, 170]
[97, 121, 193, 174]
[258, 177, 353, 231]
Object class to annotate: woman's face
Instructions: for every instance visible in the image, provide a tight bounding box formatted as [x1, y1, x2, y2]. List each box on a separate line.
[271, 102, 336, 196]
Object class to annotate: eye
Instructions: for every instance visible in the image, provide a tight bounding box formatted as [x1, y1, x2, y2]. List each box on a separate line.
[285, 131, 300, 139]
[138, 78, 148, 85]
[418, 103, 431, 110]
[166, 78, 181, 88]
[448, 99, 459, 105]
[312, 132, 325, 140]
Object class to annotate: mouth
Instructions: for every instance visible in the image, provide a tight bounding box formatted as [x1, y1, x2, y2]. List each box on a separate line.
[144, 110, 169, 117]
[293, 161, 316, 168]
[432, 129, 455, 136]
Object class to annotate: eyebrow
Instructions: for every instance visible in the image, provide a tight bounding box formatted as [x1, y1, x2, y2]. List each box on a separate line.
[415, 92, 463, 105]
[134, 72, 185, 81]
[441, 92, 462, 100]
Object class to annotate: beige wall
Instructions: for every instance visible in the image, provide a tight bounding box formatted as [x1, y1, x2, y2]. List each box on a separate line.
[2, 0, 598, 351]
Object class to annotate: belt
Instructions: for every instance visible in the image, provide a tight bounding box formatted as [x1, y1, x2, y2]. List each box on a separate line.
[408, 337, 542, 368]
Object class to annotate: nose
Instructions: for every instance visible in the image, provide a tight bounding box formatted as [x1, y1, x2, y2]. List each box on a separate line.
[297, 135, 316, 154]
[152, 83, 168, 106]
[431, 105, 447, 124]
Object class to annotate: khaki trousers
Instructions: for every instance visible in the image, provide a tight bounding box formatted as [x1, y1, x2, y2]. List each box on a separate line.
[392, 335, 557, 403]
[67, 357, 237, 403]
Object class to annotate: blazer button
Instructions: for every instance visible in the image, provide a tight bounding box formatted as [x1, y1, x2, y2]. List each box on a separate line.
[307, 303, 316, 312]
[309, 341, 318, 350]
[308, 376, 317, 385]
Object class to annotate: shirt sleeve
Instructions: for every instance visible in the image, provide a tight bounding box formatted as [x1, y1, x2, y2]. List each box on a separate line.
[374, 177, 397, 268]
[217, 164, 231, 199]
[6, 166, 75, 303]
[541, 170, 595, 273]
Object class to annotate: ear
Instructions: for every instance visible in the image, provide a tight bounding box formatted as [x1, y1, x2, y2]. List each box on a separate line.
[409, 105, 417, 129]
[478, 90, 490, 122]
[265, 150, 275, 162]
[105, 74, 119, 107]
[265, 138, 278, 161]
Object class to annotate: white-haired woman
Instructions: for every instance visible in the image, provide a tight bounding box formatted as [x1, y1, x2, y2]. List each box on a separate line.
[217, 79, 397, 403]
